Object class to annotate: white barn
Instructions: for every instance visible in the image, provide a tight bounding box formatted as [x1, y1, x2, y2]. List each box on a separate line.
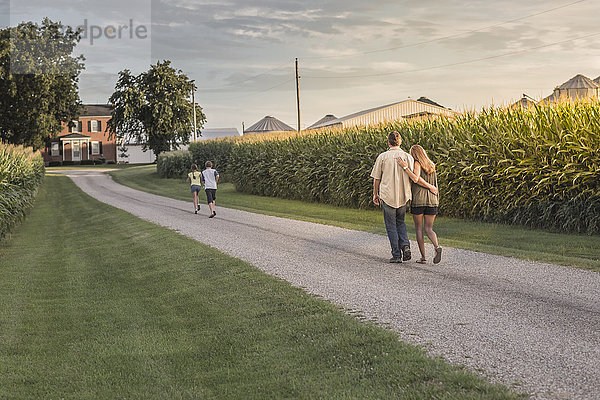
[117, 128, 241, 164]
[197, 128, 241, 141]
[309, 98, 458, 130]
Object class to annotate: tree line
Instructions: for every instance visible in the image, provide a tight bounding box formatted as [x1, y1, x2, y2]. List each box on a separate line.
[0, 18, 206, 157]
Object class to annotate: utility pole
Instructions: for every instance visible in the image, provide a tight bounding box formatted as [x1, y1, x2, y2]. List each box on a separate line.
[191, 81, 197, 141]
[295, 58, 301, 132]
[242, 122, 245, 135]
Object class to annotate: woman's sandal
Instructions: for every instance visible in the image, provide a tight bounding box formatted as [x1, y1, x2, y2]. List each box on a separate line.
[416, 258, 427, 264]
[433, 247, 442, 264]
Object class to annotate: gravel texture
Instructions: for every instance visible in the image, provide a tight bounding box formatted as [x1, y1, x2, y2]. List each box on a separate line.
[60, 171, 600, 399]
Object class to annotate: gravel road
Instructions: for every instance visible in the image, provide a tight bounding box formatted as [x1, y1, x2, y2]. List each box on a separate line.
[57, 170, 599, 400]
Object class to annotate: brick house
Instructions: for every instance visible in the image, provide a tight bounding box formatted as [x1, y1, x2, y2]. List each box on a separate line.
[43, 104, 116, 165]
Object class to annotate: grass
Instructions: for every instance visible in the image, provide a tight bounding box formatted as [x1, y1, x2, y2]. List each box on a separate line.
[109, 165, 600, 271]
[0, 175, 524, 399]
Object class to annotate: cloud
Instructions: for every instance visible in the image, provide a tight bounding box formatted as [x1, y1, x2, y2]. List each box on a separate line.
[6, 0, 598, 129]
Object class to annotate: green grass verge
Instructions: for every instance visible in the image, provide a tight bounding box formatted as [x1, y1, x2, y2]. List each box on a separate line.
[109, 165, 600, 271]
[0, 175, 524, 399]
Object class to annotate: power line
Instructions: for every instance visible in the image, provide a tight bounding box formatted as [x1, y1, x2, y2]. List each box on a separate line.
[195, 1, 587, 99]
[303, 31, 600, 80]
[214, 77, 295, 101]
[196, 60, 292, 91]
[194, 1, 589, 108]
[302, 0, 587, 60]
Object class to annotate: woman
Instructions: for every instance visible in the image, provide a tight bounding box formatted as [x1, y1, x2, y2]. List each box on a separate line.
[186, 164, 202, 214]
[397, 145, 442, 264]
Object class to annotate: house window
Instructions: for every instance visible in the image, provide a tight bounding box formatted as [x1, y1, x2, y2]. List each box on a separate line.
[51, 142, 59, 157]
[89, 120, 101, 132]
[91, 141, 100, 155]
[70, 121, 82, 133]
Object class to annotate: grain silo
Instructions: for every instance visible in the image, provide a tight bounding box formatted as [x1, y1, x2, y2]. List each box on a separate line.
[542, 74, 600, 103]
[244, 116, 295, 135]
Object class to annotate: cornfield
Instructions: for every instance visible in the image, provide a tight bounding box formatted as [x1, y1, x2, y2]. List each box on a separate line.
[156, 150, 194, 179]
[0, 142, 45, 239]
[157, 99, 600, 234]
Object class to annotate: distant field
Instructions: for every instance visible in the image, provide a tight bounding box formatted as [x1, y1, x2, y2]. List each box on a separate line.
[110, 165, 600, 271]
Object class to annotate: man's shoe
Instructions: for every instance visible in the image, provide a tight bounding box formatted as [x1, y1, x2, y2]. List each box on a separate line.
[389, 257, 402, 263]
[194, 210, 198, 214]
[402, 246, 411, 261]
[197, 204, 201, 211]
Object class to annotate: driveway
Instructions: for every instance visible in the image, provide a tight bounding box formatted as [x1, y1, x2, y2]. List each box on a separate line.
[57, 170, 600, 400]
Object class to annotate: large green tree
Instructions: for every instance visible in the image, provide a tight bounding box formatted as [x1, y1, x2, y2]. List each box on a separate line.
[108, 61, 206, 157]
[0, 18, 84, 149]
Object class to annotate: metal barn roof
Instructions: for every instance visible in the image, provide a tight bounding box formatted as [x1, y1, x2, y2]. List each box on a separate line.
[415, 96, 445, 107]
[198, 128, 241, 140]
[310, 98, 456, 129]
[511, 96, 536, 109]
[557, 74, 599, 90]
[307, 114, 338, 129]
[80, 104, 113, 117]
[245, 116, 295, 133]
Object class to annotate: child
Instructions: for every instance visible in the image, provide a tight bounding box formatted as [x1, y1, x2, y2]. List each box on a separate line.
[201, 161, 219, 218]
[186, 164, 202, 214]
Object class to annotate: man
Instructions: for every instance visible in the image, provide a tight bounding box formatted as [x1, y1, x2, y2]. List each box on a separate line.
[371, 131, 414, 263]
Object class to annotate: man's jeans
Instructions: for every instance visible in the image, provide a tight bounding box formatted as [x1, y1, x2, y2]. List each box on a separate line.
[382, 201, 410, 258]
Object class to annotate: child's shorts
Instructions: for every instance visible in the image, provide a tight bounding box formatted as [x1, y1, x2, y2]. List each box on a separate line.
[205, 189, 217, 204]
[191, 185, 202, 193]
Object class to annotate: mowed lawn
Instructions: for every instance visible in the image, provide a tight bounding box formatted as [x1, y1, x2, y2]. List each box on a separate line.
[0, 175, 523, 399]
[110, 165, 600, 271]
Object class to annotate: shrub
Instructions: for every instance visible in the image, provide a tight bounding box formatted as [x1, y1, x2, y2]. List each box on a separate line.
[0, 142, 45, 240]
[80, 159, 95, 165]
[48, 161, 61, 167]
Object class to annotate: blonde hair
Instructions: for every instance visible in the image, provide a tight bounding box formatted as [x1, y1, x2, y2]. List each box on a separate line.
[410, 145, 435, 175]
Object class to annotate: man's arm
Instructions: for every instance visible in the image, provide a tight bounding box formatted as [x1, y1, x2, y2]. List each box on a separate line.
[373, 179, 381, 205]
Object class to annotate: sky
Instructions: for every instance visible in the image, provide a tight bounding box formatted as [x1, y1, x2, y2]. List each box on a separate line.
[3, 0, 600, 131]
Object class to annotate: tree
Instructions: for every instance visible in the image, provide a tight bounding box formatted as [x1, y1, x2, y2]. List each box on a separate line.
[0, 18, 85, 149]
[108, 61, 206, 158]
[117, 141, 129, 163]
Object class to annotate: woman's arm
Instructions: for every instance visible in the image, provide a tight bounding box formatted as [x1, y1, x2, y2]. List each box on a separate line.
[397, 159, 438, 195]
[397, 158, 423, 184]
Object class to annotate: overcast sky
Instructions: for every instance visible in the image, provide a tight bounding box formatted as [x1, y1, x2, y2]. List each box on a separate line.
[4, 0, 600, 131]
